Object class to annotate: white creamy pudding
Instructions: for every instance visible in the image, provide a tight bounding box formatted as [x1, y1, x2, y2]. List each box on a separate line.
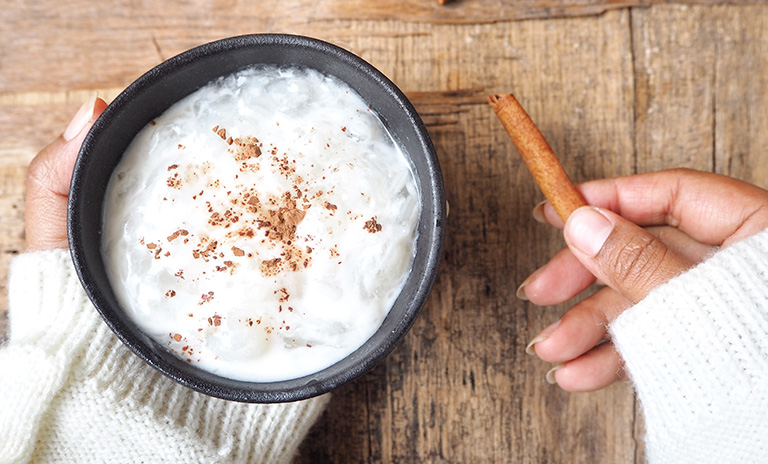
[102, 65, 420, 382]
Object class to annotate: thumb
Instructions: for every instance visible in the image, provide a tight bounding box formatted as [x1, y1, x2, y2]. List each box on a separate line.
[25, 94, 108, 251]
[563, 206, 692, 303]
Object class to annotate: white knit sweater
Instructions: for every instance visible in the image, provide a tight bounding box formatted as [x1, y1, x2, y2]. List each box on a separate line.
[610, 229, 768, 463]
[0, 249, 329, 464]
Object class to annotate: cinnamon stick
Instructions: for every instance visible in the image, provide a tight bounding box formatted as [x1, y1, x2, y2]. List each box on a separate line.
[488, 93, 586, 222]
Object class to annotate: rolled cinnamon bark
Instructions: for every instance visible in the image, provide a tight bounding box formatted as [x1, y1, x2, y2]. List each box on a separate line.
[489, 93, 587, 222]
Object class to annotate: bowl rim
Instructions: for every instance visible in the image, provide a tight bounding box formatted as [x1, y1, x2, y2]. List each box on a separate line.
[68, 33, 446, 403]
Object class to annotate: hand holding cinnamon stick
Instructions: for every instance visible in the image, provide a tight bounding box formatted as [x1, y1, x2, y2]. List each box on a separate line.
[489, 93, 586, 222]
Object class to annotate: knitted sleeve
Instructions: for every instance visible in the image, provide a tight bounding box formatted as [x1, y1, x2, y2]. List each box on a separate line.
[0, 249, 329, 464]
[610, 229, 768, 464]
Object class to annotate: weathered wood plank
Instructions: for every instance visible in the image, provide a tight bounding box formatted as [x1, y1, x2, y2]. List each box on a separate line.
[712, 8, 768, 184]
[2, 0, 766, 94]
[633, 5, 768, 181]
[632, 6, 719, 172]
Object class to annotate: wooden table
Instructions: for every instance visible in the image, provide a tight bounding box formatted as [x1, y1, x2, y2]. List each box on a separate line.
[2, 1, 767, 462]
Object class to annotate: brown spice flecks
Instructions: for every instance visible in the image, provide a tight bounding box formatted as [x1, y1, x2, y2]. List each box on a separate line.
[152, 126, 324, 284]
[165, 290, 176, 298]
[167, 172, 181, 189]
[263, 194, 306, 242]
[173, 333, 182, 342]
[246, 194, 260, 208]
[233, 136, 262, 160]
[199, 291, 214, 305]
[276, 287, 289, 302]
[208, 314, 222, 326]
[192, 238, 220, 262]
[167, 229, 189, 242]
[238, 227, 255, 238]
[260, 258, 282, 276]
[146, 242, 163, 259]
[175, 269, 185, 279]
[364, 217, 383, 233]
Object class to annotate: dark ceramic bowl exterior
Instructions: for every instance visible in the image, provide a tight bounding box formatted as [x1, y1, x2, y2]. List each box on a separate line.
[68, 34, 445, 403]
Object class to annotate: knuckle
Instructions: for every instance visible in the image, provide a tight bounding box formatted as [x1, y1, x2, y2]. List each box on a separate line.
[606, 233, 668, 289]
[26, 156, 55, 190]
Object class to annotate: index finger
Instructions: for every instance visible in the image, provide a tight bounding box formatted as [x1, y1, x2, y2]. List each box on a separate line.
[536, 169, 768, 247]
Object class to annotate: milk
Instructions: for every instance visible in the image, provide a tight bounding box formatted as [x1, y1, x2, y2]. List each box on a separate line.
[102, 65, 420, 382]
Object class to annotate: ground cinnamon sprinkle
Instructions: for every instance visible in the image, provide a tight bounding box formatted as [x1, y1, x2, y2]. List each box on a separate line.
[276, 287, 290, 302]
[167, 229, 189, 242]
[199, 291, 214, 305]
[233, 136, 262, 160]
[364, 217, 383, 233]
[260, 257, 282, 276]
[167, 172, 181, 189]
[265, 200, 306, 242]
[152, 120, 392, 344]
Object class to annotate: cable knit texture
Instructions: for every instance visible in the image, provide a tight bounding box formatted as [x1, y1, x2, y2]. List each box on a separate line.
[610, 229, 768, 464]
[0, 249, 329, 464]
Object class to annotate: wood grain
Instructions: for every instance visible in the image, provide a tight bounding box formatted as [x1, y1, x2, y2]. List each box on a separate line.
[2, 1, 768, 463]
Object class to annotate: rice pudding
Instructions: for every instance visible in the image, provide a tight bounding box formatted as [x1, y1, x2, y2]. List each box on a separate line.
[102, 65, 420, 382]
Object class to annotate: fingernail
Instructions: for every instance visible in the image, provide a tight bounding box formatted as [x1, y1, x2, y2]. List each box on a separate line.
[516, 267, 543, 301]
[545, 364, 562, 385]
[525, 319, 561, 355]
[63, 93, 98, 141]
[532, 200, 548, 223]
[565, 207, 614, 257]
[516, 278, 531, 301]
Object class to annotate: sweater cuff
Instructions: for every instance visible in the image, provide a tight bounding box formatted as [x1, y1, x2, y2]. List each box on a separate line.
[8, 249, 94, 350]
[6, 250, 329, 463]
[610, 230, 768, 460]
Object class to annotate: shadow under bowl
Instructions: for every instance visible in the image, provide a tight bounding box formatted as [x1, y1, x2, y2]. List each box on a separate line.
[67, 34, 446, 403]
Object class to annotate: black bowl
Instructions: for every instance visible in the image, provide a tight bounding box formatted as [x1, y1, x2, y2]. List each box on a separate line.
[68, 34, 445, 403]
